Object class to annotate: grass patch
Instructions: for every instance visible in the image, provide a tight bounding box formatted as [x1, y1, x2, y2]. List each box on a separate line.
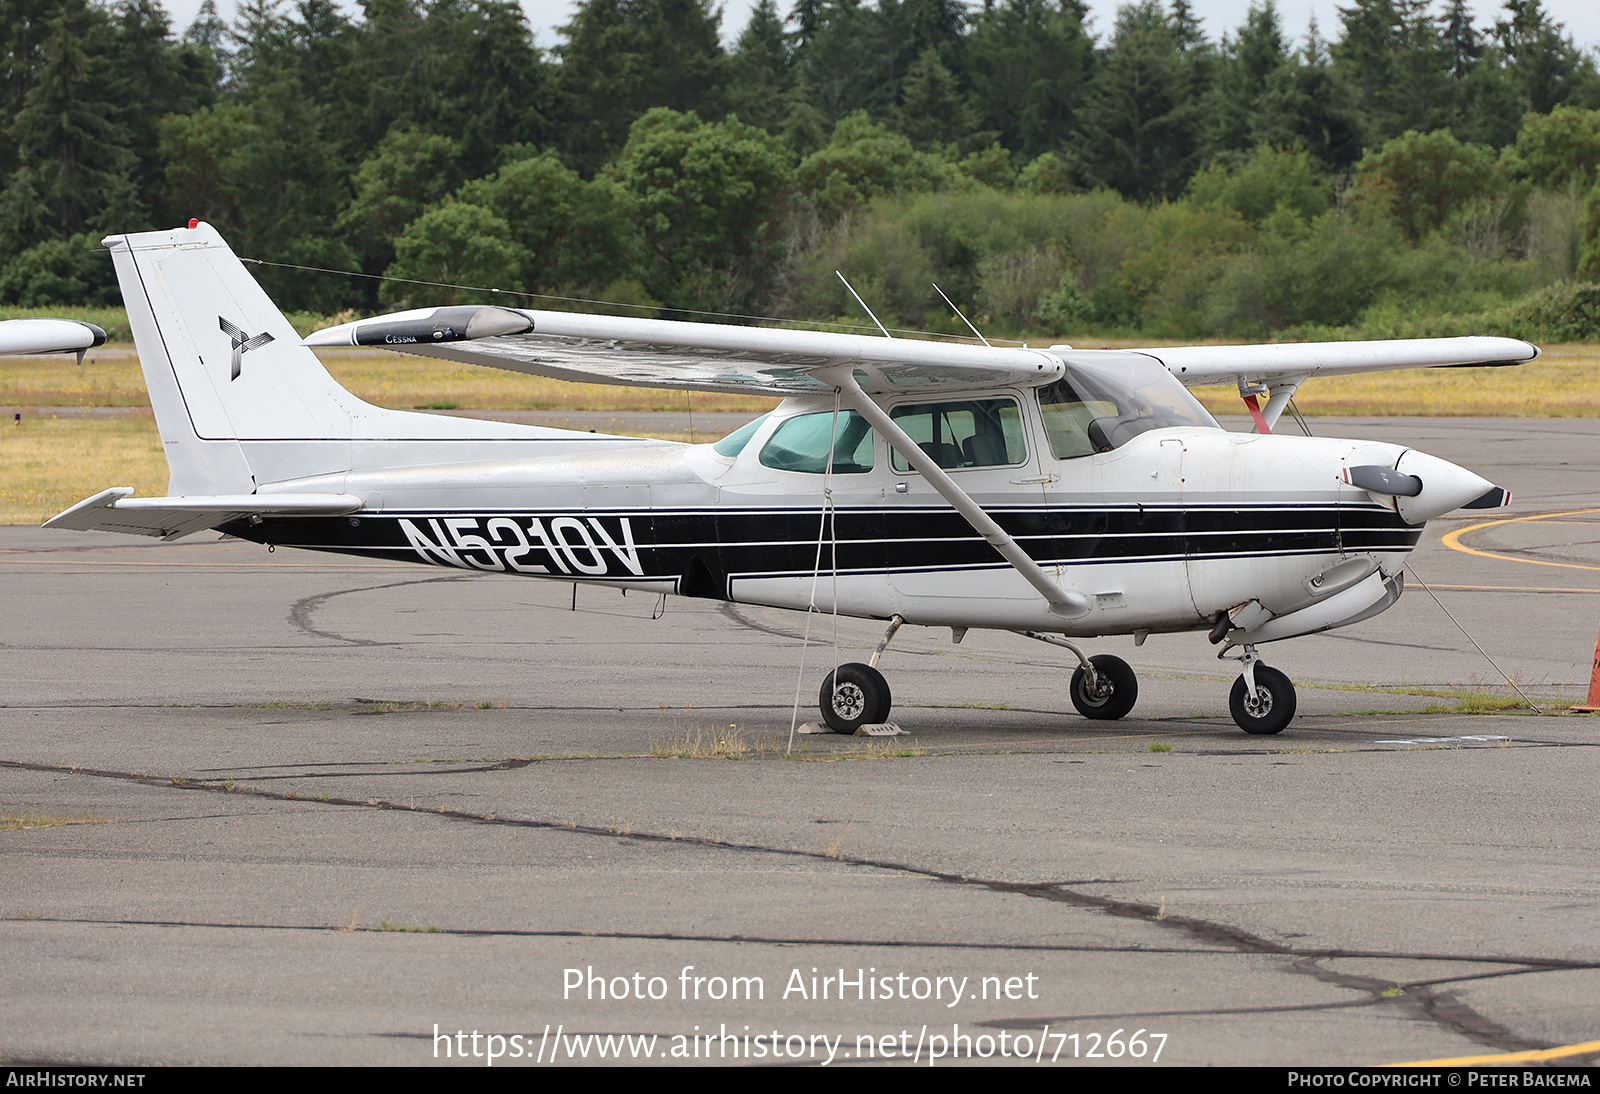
[1146, 741, 1174, 752]
[1419, 691, 1531, 714]
[0, 416, 166, 524]
[1, 812, 111, 830]
[349, 698, 465, 714]
[649, 726, 750, 759]
[375, 921, 441, 933]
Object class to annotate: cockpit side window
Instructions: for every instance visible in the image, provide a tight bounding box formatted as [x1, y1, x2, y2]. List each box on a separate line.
[758, 410, 875, 474]
[1038, 380, 1116, 460]
[888, 398, 1026, 472]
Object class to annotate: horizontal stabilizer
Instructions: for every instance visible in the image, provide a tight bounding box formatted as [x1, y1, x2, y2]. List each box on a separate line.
[45, 487, 361, 541]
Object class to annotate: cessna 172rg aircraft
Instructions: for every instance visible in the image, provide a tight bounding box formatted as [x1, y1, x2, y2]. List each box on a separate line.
[13, 223, 1532, 735]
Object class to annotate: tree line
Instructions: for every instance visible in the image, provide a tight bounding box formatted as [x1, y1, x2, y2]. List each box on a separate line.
[3, 0, 1600, 338]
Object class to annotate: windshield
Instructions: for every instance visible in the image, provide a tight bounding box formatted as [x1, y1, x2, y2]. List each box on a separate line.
[1039, 356, 1219, 459]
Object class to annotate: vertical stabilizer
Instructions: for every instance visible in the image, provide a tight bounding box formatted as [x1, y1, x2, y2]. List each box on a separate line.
[105, 222, 359, 494]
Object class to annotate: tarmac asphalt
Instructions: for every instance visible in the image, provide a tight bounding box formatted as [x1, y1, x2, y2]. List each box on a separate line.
[2, 416, 1597, 1067]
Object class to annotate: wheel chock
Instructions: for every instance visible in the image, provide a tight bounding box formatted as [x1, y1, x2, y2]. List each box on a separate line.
[797, 722, 908, 736]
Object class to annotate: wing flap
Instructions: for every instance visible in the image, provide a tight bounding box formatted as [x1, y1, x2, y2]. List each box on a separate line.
[44, 487, 361, 540]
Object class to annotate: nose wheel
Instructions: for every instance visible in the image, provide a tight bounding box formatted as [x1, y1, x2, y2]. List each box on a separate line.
[1229, 662, 1296, 734]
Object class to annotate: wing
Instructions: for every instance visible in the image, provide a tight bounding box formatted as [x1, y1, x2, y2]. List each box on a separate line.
[304, 305, 1063, 396]
[305, 306, 1540, 398]
[0, 318, 107, 356]
[1137, 336, 1539, 387]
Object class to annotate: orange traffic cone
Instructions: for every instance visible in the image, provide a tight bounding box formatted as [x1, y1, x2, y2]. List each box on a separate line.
[1573, 626, 1600, 712]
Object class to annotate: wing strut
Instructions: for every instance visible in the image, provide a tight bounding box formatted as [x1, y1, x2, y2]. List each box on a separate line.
[819, 367, 1090, 619]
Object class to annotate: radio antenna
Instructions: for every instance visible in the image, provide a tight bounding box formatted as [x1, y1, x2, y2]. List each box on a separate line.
[932, 283, 991, 346]
[836, 271, 893, 339]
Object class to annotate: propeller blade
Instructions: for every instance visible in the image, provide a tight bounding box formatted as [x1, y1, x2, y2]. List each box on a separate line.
[1462, 487, 1513, 509]
[1342, 464, 1422, 497]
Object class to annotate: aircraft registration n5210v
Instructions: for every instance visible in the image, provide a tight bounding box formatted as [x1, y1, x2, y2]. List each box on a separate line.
[9, 223, 1534, 735]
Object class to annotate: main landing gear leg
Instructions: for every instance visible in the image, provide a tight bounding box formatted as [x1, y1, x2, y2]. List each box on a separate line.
[817, 615, 903, 734]
[1229, 644, 1297, 735]
[1019, 631, 1139, 721]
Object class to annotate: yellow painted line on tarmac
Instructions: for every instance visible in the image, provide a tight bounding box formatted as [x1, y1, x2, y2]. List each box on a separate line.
[1441, 508, 1600, 573]
[1388, 1037, 1600, 1067]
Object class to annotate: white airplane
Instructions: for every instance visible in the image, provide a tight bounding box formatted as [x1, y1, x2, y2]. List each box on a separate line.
[20, 223, 1534, 735]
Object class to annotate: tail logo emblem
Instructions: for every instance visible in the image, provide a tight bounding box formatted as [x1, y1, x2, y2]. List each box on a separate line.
[219, 317, 274, 380]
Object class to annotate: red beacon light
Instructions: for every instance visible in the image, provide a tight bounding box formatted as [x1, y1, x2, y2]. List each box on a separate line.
[188, 218, 198, 229]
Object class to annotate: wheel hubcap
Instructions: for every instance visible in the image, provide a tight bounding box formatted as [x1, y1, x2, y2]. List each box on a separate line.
[832, 682, 865, 720]
[1244, 686, 1272, 718]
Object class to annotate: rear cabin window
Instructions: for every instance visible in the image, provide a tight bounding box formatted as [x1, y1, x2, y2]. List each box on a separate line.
[888, 398, 1026, 472]
[758, 411, 875, 474]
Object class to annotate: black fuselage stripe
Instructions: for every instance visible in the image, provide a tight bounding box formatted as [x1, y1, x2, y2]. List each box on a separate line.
[223, 505, 1420, 598]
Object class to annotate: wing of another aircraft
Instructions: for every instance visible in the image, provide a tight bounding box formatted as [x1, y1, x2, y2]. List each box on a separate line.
[0, 318, 107, 356]
[304, 306, 1063, 396]
[306, 307, 1538, 398]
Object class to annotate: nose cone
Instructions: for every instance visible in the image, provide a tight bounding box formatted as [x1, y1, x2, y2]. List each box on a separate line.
[1393, 450, 1498, 524]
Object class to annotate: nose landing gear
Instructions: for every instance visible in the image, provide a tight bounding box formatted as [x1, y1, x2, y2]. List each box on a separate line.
[1228, 646, 1297, 734]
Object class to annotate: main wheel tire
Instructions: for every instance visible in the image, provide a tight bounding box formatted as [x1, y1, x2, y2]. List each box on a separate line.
[1229, 665, 1296, 735]
[1069, 654, 1138, 721]
[819, 662, 892, 734]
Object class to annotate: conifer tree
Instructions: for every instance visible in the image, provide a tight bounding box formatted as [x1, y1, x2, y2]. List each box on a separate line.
[554, 0, 727, 173]
[727, 0, 792, 132]
[1072, 1, 1203, 200]
[965, 0, 1095, 160]
[1205, 1, 1289, 155]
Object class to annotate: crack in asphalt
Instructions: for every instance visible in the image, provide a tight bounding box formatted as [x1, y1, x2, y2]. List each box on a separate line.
[4, 757, 1588, 1056]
